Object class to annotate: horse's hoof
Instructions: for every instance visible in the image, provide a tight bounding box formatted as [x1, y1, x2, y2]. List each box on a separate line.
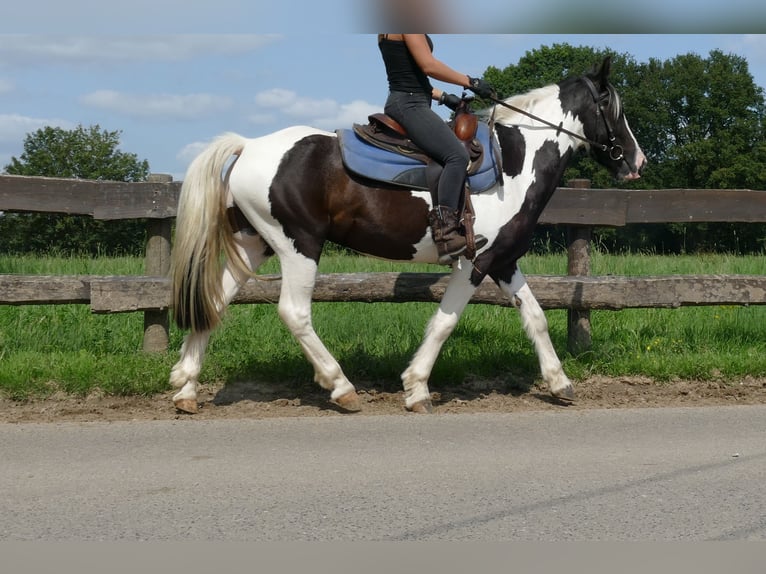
[408, 399, 433, 414]
[551, 385, 575, 402]
[174, 398, 199, 414]
[333, 390, 362, 413]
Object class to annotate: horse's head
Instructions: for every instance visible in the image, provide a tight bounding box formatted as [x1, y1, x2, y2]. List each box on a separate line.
[561, 57, 647, 181]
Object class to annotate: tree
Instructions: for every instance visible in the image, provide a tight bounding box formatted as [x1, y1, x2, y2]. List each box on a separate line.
[1, 125, 151, 255]
[624, 50, 766, 252]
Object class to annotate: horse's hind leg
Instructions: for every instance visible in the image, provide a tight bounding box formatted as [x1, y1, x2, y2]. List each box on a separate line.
[401, 263, 476, 412]
[170, 332, 211, 414]
[276, 253, 361, 412]
[170, 231, 271, 413]
[495, 268, 575, 401]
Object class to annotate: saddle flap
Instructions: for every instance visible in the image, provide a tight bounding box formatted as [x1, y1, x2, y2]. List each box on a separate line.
[352, 123, 430, 165]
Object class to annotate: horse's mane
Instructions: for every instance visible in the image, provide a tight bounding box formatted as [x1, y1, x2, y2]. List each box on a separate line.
[482, 73, 622, 127]
[490, 84, 559, 126]
[484, 84, 558, 125]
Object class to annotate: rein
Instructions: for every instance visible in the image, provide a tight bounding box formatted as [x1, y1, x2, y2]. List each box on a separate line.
[487, 77, 625, 162]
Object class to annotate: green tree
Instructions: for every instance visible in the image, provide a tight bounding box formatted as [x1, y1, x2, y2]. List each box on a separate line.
[624, 50, 766, 252]
[1, 125, 151, 255]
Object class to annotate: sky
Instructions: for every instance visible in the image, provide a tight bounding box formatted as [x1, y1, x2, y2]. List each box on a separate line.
[1, 4, 765, 181]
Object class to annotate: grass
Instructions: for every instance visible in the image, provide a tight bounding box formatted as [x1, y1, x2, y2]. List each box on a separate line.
[0, 251, 764, 400]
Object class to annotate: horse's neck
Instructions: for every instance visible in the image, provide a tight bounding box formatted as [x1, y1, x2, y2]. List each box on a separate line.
[487, 120, 575, 221]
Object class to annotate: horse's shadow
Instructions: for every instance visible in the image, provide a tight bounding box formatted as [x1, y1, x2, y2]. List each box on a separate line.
[208, 346, 557, 411]
[211, 379, 346, 412]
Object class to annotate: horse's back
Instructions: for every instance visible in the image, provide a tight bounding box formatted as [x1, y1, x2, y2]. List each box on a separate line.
[242, 125, 335, 155]
[229, 126, 336, 196]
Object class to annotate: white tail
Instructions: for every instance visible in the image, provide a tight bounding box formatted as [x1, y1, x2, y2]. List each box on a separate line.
[170, 132, 250, 332]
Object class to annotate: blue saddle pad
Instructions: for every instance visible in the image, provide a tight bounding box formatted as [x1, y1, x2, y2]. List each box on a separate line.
[336, 122, 502, 194]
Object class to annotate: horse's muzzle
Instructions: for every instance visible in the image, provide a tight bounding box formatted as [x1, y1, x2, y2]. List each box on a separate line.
[622, 151, 647, 180]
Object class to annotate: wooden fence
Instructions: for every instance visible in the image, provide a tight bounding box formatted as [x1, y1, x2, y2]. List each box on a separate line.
[1, 174, 765, 353]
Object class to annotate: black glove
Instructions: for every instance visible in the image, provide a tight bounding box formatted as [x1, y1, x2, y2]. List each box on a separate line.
[438, 92, 462, 111]
[466, 76, 495, 99]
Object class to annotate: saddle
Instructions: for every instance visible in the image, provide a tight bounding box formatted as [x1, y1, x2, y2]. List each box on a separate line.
[336, 103, 503, 195]
[353, 103, 485, 176]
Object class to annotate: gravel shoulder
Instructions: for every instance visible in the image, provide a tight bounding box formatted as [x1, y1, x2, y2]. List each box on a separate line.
[2, 376, 765, 423]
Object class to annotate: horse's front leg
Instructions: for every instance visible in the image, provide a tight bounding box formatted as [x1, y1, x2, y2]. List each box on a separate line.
[494, 268, 575, 401]
[401, 262, 476, 413]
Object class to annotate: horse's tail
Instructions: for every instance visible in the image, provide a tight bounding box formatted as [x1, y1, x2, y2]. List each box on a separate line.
[171, 132, 249, 332]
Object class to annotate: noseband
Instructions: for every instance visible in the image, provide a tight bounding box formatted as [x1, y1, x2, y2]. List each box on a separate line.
[488, 77, 627, 162]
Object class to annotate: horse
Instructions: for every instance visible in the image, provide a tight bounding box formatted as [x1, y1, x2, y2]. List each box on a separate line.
[169, 57, 646, 414]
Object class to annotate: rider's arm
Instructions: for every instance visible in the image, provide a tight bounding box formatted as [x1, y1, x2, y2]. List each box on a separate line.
[402, 34, 470, 89]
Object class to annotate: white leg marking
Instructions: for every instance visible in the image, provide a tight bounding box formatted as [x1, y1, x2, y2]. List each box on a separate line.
[276, 254, 355, 401]
[171, 233, 268, 409]
[401, 263, 476, 409]
[501, 269, 574, 399]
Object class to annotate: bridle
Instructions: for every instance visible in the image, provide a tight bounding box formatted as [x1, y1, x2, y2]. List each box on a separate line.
[487, 76, 626, 162]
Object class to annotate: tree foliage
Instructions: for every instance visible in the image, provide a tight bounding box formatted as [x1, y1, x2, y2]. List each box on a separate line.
[485, 43, 766, 253]
[1, 125, 150, 256]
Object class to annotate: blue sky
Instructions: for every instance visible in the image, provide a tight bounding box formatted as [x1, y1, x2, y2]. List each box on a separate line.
[1, 33, 765, 180]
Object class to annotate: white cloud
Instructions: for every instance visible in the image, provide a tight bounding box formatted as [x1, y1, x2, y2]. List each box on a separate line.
[255, 88, 338, 118]
[80, 90, 233, 120]
[254, 88, 297, 108]
[254, 88, 380, 130]
[0, 35, 280, 66]
[0, 113, 75, 144]
[312, 100, 381, 130]
[247, 113, 277, 125]
[255, 89, 341, 119]
[176, 141, 208, 166]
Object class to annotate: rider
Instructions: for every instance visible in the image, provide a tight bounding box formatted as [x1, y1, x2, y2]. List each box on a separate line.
[378, 33, 495, 264]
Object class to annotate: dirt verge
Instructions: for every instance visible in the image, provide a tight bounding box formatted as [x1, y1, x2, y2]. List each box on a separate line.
[2, 376, 765, 423]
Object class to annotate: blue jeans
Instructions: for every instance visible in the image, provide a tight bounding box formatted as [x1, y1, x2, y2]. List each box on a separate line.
[384, 91, 469, 211]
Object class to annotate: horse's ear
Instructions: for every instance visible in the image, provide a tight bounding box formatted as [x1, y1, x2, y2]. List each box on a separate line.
[598, 56, 612, 88]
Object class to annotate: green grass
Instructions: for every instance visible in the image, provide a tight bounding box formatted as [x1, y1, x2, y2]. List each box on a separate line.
[1, 252, 764, 400]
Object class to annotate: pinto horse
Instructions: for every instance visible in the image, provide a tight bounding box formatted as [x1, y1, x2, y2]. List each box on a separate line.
[169, 57, 646, 414]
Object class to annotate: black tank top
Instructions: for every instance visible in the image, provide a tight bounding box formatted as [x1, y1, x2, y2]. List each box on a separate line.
[378, 34, 434, 96]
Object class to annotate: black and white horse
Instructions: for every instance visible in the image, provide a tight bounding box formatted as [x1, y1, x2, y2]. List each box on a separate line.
[169, 57, 646, 414]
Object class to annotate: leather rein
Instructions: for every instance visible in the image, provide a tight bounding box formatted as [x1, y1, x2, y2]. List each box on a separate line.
[487, 77, 625, 162]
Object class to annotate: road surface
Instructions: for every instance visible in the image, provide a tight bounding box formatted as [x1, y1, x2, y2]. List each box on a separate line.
[1, 405, 765, 541]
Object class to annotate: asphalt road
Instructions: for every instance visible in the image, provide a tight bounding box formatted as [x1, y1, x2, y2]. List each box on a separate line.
[1, 405, 765, 541]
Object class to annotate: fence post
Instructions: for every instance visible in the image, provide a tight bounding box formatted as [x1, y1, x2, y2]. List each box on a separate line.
[142, 173, 173, 353]
[566, 178, 592, 354]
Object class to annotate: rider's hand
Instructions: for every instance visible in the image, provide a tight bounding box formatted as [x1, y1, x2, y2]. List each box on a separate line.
[439, 92, 462, 111]
[466, 76, 495, 99]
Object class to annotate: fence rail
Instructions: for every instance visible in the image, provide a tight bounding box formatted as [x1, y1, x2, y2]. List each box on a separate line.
[2, 273, 765, 311]
[1, 174, 765, 353]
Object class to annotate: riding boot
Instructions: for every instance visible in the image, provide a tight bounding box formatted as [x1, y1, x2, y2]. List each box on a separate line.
[428, 206, 471, 264]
